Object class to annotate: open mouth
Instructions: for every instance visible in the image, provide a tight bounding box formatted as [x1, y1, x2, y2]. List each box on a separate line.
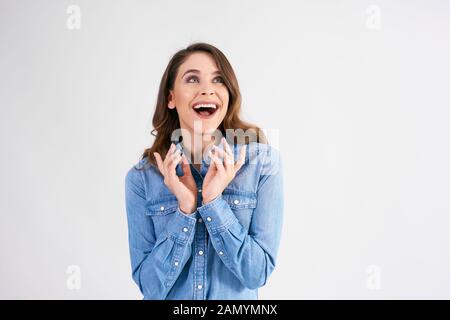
[192, 103, 219, 119]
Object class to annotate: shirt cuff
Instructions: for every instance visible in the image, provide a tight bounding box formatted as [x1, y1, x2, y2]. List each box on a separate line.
[165, 207, 197, 244]
[178, 206, 197, 216]
[197, 195, 238, 234]
[201, 194, 220, 206]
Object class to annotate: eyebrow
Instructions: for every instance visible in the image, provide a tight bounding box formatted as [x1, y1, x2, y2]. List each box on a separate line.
[182, 69, 221, 78]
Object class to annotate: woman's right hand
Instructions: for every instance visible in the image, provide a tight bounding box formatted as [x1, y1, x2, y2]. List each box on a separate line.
[153, 143, 198, 214]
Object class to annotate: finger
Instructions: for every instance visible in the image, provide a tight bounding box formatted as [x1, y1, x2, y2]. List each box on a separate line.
[180, 154, 193, 177]
[181, 153, 190, 167]
[213, 145, 233, 168]
[222, 137, 234, 160]
[209, 150, 225, 174]
[234, 144, 247, 172]
[212, 145, 224, 161]
[166, 150, 182, 173]
[207, 150, 217, 172]
[165, 147, 181, 167]
[163, 148, 181, 179]
[204, 151, 217, 180]
[163, 143, 176, 165]
[222, 138, 235, 168]
[179, 157, 195, 185]
[153, 152, 165, 176]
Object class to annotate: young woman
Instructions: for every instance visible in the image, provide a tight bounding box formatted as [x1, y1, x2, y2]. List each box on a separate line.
[125, 43, 284, 300]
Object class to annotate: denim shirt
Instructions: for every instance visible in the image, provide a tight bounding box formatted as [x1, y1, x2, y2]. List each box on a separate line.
[124, 141, 284, 300]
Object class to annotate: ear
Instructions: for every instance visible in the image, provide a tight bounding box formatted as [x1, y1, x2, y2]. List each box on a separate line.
[168, 90, 176, 109]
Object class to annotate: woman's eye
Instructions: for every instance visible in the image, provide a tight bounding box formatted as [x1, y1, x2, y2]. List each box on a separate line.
[186, 76, 199, 83]
[185, 75, 224, 84]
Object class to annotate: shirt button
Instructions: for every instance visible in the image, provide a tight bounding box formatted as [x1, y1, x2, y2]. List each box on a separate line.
[206, 217, 212, 222]
[197, 284, 202, 289]
[174, 261, 179, 266]
[198, 250, 204, 255]
[183, 227, 188, 232]
[198, 218, 203, 223]
[198, 188, 202, 193]
[160, 206, 165, 210]
[219, 251, 224, 255]
[233, 199, 240, 204]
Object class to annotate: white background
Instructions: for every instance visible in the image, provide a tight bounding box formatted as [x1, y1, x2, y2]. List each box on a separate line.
[1, 0, 449, 299]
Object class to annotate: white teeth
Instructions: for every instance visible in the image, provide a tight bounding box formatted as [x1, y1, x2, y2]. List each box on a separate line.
[193, 103, 217, 109]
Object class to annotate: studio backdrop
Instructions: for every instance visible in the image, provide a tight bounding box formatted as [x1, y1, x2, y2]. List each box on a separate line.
[1, 0, 449, 299]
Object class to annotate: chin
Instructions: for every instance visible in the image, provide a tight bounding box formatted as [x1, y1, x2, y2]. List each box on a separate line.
[196, 126, 218, 135]
[188, 119, 217, 133]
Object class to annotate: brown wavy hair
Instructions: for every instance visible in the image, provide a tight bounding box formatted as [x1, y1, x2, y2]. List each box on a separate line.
[138, 42, 267, 170]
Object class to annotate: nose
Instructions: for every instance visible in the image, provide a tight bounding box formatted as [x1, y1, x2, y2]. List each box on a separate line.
[200, 85, 215, 96]
[201, 90, 214, 96]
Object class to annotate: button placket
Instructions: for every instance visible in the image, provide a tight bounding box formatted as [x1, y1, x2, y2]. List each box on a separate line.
[180, 148, 208, 300]
[193, 194, 207, 300]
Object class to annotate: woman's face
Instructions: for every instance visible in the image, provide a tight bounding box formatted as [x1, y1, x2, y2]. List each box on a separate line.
[168, 52, 229, 136]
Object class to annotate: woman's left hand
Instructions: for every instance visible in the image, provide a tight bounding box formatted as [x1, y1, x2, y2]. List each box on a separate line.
[202, 137, 247, 204]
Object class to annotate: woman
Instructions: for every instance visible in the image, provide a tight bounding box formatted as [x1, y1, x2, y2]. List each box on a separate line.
[125, 42, 284, 300]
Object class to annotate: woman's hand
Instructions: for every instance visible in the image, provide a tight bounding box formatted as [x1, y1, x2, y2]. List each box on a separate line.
[202, 137, 247, 204]
[153, 143, 197, 214]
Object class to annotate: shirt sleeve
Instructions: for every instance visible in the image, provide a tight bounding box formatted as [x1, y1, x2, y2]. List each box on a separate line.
[125, 166, 197, 299]
[197, 147, 284, 290]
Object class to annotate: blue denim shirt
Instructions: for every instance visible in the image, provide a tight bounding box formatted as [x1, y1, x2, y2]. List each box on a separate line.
[124, 141, 284, 300]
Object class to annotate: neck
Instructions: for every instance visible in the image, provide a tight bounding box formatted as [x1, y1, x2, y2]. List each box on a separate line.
[181, 131, 215, 165]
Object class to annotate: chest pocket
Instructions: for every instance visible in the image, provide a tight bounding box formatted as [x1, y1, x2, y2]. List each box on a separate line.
[221, 189, 257, 231]
[145, 195, 179, 237]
